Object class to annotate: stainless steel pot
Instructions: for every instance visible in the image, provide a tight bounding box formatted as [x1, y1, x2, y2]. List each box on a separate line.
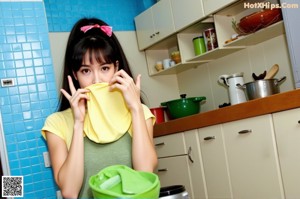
[159, 185, 189, 199]
[237, 76, 286, 100]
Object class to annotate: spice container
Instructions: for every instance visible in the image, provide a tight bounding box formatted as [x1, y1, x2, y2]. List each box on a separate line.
[193, 36, 206, 55]
[203, 28, 218, 51]
[171, 51, 181, 64]
[155, 61, 163, 72]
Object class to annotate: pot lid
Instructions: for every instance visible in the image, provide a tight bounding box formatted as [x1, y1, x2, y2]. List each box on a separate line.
[161, 94, 206, 105]
[227, 72, 244, 79]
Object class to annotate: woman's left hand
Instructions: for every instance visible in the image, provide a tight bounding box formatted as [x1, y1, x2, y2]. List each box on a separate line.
[109, 69, 141, 111]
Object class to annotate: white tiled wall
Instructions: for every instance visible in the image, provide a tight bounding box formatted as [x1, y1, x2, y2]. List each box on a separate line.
[177, 35, 294, 112]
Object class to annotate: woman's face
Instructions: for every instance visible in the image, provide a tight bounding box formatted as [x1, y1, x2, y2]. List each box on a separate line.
[74, 51, 118, 88]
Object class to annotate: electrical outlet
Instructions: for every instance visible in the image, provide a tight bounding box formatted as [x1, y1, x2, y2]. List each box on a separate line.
[43, 152, 51, 167]
[1, 78, 15, 87]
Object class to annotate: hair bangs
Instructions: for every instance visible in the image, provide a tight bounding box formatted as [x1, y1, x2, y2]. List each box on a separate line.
[72, 36, 116, 72]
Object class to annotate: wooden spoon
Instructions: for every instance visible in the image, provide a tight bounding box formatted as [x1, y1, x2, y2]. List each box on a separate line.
[264, 64, 279, 79]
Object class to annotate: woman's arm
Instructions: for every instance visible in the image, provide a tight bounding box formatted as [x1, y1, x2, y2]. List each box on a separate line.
[46, 76, 89, 198]
[45, 121, 84, 198]
[130, 106, 158, 172]
[109, 70, 158, 172]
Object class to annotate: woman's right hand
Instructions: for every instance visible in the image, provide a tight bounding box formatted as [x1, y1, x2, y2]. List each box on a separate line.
[60, 75, 89, 123]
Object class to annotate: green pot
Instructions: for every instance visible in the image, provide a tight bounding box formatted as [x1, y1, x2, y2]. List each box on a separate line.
[161, 94, 206, 119]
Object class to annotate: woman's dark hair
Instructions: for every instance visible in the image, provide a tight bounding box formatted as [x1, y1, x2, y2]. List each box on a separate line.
[58, 18, 134, 111]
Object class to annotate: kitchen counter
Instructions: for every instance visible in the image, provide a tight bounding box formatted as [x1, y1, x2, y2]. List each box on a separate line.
[154, 89, 300, 137]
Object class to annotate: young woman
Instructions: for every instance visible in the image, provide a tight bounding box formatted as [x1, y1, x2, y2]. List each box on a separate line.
[41, 18, 158, 198]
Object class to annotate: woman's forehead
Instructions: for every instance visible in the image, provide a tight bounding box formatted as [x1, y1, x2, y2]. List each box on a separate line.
[83, 49, 107, 64]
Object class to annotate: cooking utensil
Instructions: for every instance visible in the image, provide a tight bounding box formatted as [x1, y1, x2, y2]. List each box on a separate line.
[264, 64, 279, 79]
[252, 70, 266, 80]
[161, 94, 206, 119]
[150, 107, 166, 124]
[233, 8, 283, 35]
[218, 73, 247, 105]
[237, 76, 286, 100]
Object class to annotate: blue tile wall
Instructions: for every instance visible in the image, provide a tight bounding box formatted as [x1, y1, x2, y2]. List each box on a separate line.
[44, 0, 156, 32]
[0, 1, 58, 199]
[0, 0, 156, 198]
[44, 0, 136, 32]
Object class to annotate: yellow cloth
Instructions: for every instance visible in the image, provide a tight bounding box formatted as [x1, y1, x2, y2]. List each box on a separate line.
[84, 83, 131, 143]
[41, 83, 155, 148]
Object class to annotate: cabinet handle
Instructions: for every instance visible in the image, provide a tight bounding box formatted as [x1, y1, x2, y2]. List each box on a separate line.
[204, 136, 216, 141]
[238, 129, 252, 134]
[157, 168, 168, 172]
[155, 142, 165, 147]
[188, 147, 194, 163]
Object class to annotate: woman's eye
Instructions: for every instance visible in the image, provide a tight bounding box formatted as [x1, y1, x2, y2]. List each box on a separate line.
[81, 69, 90, 74]
[101, 66, 110, 71]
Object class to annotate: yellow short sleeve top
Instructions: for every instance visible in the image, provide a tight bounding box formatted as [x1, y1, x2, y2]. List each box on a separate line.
[41, 83, 155, 149]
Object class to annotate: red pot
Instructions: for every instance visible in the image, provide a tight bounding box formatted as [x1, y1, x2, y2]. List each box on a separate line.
[238, 8, 283, 34]
[150, 107, 165, 124]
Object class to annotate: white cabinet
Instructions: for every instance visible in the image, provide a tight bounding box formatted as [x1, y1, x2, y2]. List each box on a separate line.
[154, 133, 193, 197]
[184, 130, 207, 199]
[154, 108, 300, 198]
[273, 108, 300, 198]
[171, 0, 205, 31]
[135, 0, 285, 76]
[154, 132, 185, 158]
[222, 115, 284, 199]
[156, 156, 192, 193]
[134, 0, 175, 50]
[198, 125, 233, 199]
[154, 130, 207, 199]
[202, 0, 237, 15]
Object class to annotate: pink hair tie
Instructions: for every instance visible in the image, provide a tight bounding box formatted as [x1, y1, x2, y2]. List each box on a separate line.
[80, 24, 113, 37]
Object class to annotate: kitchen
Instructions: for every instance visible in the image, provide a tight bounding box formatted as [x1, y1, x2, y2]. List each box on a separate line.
[0, 0, 300, 198]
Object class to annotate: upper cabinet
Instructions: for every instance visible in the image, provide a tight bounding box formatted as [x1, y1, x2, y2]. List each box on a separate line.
[134, 0, 175, 50]
[171, 0, 205, 31]
[134, 0, 286, 76]
[202, 0, 237, 15]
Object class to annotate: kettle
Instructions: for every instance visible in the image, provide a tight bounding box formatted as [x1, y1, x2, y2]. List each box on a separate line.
[218, 72, 247, 105]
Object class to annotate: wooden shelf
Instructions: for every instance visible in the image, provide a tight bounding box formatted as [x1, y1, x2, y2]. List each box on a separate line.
[142, 0, 286, 77]
[186, 46, 244, 62]
[150, 62, 204, 76]
[224, 21, 285, 47]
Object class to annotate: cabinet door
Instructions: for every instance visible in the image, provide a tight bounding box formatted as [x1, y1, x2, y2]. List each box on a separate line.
[273, 108, 300, 198]
[171, 0, 205, 31]
[152, 0, 175, 42]
[135, 0, 175, 50]
[198, 125, 233, 199]
[155, 156, 193, 197]
[134, 8, 155, 50]
[202, 0, 236, 15]
[184, 130, 207, 199]
[222, 115, 284, 199]
[154, 133, 186, 158]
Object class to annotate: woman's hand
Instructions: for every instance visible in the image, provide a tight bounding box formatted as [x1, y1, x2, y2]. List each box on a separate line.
[109, 70, 141, 111]
[60, 75, 89, 123]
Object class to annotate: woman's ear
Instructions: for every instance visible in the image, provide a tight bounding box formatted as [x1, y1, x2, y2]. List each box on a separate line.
[72, 71, 78, 80]
[115, 60, 119, 71]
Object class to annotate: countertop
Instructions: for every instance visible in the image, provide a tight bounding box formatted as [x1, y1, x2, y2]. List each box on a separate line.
[154, 89, 300, 137]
